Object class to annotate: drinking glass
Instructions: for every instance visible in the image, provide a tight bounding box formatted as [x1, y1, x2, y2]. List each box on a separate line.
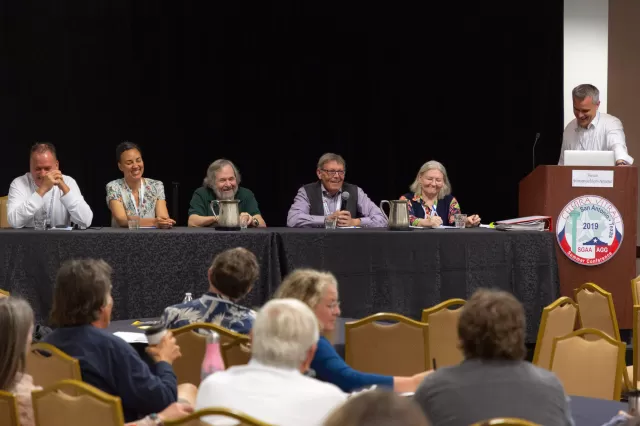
[324, 215, 337, 229]
[128, 217, 140, 230]
[454, 214, 467, 229]
[240, 215, 251, 229]
[34, 210, 47, 231]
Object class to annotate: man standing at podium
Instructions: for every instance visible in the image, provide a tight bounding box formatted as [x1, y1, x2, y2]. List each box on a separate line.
[558, 84, 633, 166]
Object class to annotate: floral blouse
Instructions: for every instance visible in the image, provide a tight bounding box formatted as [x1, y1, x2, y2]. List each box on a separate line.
[399, 193, 461, 226]
[106, 178, 165, 221]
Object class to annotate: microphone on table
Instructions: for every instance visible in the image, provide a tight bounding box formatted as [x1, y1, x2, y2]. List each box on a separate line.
[341, 191, 350, 211]
[532, 132, 541, 171]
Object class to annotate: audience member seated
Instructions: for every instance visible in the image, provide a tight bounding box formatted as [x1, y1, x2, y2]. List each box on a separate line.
[43, 259, 194, 422]
[0, 296, 194, 426]
[286, 153, 387, 228]
[323, 389, 430, 426]
[273, 269, 430, 393]
[195, 298, 347, 426]
[161, 247, 259, 334]
[400, 160, 480, 228]
[187, 159, 266, 228]
[106, 141, 176, 228]
[414, 288, 573, 426]
[7, 142, 93, 229]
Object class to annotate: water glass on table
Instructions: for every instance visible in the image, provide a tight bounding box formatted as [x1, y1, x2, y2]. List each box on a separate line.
[34, 209, 47, 231]
[240, 214, 251, 230]
[324, 215, 337, 229]
[127, 217, 140, 230]
[454, 214, 467, 229]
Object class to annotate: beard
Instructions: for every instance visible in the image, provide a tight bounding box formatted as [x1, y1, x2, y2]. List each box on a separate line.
[214, 186, 238, 200]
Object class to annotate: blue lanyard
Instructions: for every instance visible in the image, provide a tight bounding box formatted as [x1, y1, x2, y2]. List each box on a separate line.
[422, 201, 438, 217]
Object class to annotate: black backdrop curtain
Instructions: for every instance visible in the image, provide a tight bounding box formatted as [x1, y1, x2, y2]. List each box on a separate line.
[0, 1, 563, 226]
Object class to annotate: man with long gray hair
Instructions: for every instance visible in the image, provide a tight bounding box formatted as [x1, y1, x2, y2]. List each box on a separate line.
[187, 159, 266, 227]
[558, 83, 633, 166]
[195, 298, 347, 425]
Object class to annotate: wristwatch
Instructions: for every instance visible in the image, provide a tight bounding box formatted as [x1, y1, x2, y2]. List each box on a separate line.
[148, 413, 163, 425]
[252, 217, 259, 227]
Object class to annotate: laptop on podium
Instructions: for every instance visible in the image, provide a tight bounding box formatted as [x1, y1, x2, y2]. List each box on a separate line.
[564, 150, 615, 166]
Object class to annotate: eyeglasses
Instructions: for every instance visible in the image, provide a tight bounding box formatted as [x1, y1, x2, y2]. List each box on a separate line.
[321, 169, 345, 177]
[327, 301, 341, 310]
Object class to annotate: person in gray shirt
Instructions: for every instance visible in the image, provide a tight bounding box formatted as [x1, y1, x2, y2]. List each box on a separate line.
[414, 288, 574, 426]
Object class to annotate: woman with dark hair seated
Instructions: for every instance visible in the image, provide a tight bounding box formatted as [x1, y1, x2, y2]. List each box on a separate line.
[106, 141, 175, 228]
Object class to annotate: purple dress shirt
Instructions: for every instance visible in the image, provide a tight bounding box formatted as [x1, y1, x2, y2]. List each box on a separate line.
[287, 184, 388, 228]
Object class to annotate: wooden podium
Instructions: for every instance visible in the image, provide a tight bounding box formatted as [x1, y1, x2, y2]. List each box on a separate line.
[519, 166, 637, 328]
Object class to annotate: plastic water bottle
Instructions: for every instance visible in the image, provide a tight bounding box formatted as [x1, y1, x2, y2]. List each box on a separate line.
[201, 331, 225, 381]
[182, 292, 193, 303]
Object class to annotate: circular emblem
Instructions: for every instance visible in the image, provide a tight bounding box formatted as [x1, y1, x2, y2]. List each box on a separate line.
[556, 195, 624, 266]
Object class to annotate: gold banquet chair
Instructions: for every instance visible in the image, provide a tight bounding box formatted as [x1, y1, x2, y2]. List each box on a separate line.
[632, 275, 640, 306]
[532, 297, 578, 370]
[26, 343, 83, 391]
[421, 298, 465, 369]
[221, 338, 252, 369]
[550, 328, 625, 401]
[172, 322, 251, 387]
[633, 306, 640, 388]
[345, 313, 429, 376]
[32, 380, 124, 426]
[165, 408, 272, 426]
[471, 418, 541, 426]
[0, 390, 20, 426]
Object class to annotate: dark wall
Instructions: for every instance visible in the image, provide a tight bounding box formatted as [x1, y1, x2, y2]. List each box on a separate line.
[0, 1, 564, 226]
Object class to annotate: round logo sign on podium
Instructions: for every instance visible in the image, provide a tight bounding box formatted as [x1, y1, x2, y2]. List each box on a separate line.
[556, 195, 624, 266]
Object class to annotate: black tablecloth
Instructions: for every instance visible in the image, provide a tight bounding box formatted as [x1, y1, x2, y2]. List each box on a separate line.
[0, 227, 559, 342]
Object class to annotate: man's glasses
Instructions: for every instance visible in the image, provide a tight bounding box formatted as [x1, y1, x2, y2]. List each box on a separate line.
[321, 169, 345, 177]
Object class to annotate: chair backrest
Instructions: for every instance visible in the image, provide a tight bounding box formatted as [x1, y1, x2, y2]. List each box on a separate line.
[164, 407, 272, 426]
[574, 283, 620, 340]
[471, 418, 541, 426]
[0, 195, 9, 229]
[26, 343, 82, 391]
[421, 298, 465, 369]
[532, 296, 578, 370]
[221, 338, 252, 369]
[550, 328, 625, 400]
[345, 313, 429, 376]
[632, 276, 640, 306]
[634, 305, 640, 387]
[32, 379, 124, 426]
[0, 289, 9, 298]
[172, 322, 249, 386]
[0, 390, 20, 426]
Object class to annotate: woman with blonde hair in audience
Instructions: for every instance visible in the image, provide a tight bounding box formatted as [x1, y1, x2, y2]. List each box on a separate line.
[273, 269, 431, 393]
[0, 297, 192, 426]
[323, 389, 429, 426]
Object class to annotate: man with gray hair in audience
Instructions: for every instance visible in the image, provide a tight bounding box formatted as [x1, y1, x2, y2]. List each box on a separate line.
[188, 158, 266, 227]
[195, 298, 347, 425]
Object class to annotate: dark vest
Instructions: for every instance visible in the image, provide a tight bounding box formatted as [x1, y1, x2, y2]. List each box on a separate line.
[403, 192, 455, 224]
[304, 181, 359, 218]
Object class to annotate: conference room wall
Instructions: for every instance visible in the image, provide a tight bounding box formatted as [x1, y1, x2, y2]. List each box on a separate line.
[0, 1, 563, 227]
[608, 0, 640, 271]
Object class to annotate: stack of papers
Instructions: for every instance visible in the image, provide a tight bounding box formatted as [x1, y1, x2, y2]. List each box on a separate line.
[494, 216, 551, 231]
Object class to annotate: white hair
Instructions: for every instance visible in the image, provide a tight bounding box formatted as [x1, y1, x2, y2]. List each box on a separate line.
[409, 160, 452, 199]
[251, 298, 320, 369]
[203, 159, 241, 189]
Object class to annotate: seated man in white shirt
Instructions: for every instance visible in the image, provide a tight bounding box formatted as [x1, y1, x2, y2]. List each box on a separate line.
[7, 142, 93, 228]
[558, 84, 633, 166]
[195, 298, 347, 426]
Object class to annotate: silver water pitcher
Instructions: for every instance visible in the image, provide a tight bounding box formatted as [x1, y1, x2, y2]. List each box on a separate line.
[210, 200, 240, 229]
[379, 200, 411, 231]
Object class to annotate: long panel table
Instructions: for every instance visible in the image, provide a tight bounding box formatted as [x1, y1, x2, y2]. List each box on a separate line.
[0, 227, 560, 342]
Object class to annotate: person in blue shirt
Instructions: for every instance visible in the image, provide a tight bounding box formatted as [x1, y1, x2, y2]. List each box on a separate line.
[44, 259, 194, 423]
[273, 268, 431, 393]
[161, 247, 259, 334]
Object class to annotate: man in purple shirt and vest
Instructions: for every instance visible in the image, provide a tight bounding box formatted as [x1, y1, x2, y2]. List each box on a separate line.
[287, 153, 388, 228]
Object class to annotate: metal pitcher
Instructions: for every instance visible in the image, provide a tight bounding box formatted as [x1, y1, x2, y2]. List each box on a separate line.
[379, 200, 410, 230]
[210, 200, 240, 228]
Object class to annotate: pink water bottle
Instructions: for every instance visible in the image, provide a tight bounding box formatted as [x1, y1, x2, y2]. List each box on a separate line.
[201, 330, 225, 381]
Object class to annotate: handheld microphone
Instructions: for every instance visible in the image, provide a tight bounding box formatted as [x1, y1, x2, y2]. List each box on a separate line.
[532, 132, 541, 171]
[341, 191, 350, 211]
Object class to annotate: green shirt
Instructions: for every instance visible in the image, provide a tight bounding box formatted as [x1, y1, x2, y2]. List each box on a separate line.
[188, 186, 261, 217]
